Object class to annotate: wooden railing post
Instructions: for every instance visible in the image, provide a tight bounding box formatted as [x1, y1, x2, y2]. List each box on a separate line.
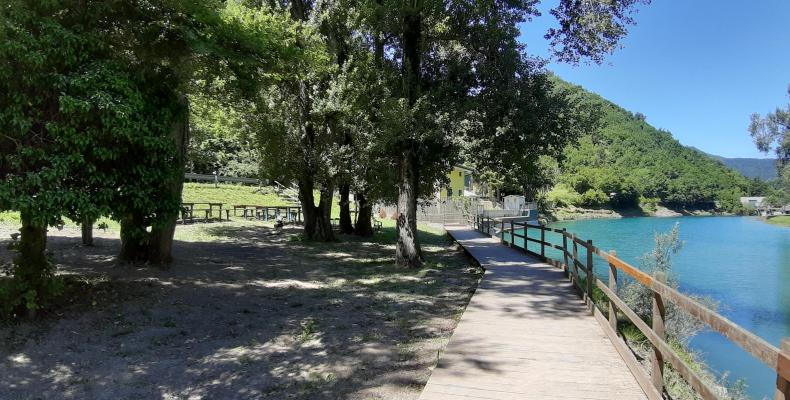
[608, 250, 618, 333]
[652, 271, 667, 395]
[562, 229, 569, 278]
[524, 223, 529, 253]
[540, 224, 546, 259]
[571, 234, 579, 288]
[509, 219, 514, 247]
[586, 239, 593, 305]
[777, 338, 790, 400]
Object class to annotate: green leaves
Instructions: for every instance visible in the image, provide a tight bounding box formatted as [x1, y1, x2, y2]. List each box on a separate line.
[545, 0, 651, 65]
[551, 77, 749, 209]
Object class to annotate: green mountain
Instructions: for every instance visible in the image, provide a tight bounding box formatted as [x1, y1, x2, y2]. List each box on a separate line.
[549, 77, 750, 212]
[689, 148, 777, 181]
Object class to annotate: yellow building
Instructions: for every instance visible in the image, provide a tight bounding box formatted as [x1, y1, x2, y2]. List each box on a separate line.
[440, 165, 475, 199]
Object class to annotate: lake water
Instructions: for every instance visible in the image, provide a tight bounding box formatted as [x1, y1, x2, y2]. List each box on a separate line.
[528, 216, 790, 399]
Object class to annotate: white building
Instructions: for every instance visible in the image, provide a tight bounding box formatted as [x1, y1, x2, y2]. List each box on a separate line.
[739, 197, 765, 208]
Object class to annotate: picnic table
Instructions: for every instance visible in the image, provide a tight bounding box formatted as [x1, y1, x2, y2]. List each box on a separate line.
[180, 202, 226, 223]
[232, 205, 302, 222]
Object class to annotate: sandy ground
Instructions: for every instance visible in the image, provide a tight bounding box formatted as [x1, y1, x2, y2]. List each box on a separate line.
[0, 221, 481, 400]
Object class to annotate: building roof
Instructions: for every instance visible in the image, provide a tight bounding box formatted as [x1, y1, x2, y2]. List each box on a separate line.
[453, 165, 476, 173]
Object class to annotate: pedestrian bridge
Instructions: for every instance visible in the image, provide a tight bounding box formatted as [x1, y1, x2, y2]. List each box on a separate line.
[419, 224, 789, 400]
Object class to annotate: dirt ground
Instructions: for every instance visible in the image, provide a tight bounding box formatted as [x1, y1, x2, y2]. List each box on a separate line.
[0, 221, 481, 400]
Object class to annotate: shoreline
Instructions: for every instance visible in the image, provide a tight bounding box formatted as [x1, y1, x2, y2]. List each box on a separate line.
[763, 215, 790, 227]
[544, 205, 732, 222]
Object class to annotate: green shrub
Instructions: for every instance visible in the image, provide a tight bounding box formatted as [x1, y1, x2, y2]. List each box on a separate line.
[546, 184, 582, 207]
[0, 277, 65, 319]
[1, 236, 64, 319]
[580, 189, 609, 207]
[639, 196, 659, 213]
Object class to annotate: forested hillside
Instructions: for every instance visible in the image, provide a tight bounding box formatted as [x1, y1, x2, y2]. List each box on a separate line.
[547, 77, 751, 212]
[693, 149, 777, 181]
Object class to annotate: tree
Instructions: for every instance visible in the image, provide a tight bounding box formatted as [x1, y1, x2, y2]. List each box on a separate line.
[749, 85, 790, 202]
[749, 85, 790, 165]
[187, 95, 262, 178]
[106, 0, 311, 261]
[358, 0, 649, 267]
[255, 0, 365, 242]
[0, 0, 306, 315]
[0, 1, 180, 314]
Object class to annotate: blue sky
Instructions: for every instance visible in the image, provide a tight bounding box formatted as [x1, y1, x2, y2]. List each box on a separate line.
[518, 0, 790, 159]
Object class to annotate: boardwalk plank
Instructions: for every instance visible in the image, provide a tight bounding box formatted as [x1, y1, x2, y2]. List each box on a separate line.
[419, 227, 647, 400]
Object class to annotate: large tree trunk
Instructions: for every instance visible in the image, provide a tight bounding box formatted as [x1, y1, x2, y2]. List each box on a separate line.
[354, 190, 373, 236]
[395, 10, 423, 268]
[298, 175, 317, 238]
[14, 211, 49, 301]
[396, 148, 422, 267]
[314, 184, 336, 241]
[147, 102, 189, 263]
[119, 212, 147, 261]
[339, 184, 353, 234]
[118, 99, 189, 264]
[81, 217, 94, 246]
[297, 175, 335, 241]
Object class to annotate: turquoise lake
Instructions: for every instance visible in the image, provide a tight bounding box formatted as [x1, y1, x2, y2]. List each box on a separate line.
[506, 216, 788, 399]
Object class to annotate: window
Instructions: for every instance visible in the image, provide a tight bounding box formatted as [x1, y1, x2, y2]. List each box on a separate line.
[447, 188, 452, 197]
[458, 171, 462, 177]
[458, 189, 463, 196]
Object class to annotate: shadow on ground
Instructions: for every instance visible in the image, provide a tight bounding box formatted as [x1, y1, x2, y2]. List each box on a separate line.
[0, 223, 481, 400]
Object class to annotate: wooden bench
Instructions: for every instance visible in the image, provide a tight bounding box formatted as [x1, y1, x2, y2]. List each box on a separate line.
[180, 202, 225, 223]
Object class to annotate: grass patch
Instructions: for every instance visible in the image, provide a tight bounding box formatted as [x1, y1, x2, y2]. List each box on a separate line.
[765, 215, 790, 227]
[182, 182, 292, 208]
[0, 211, 20, 224]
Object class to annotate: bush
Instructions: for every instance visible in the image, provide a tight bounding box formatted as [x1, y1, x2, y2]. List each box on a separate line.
[1, 235, 64, 319]
[716, 189, 747, 214]
[546, 185, 582, 207]
[580, 189, 609, 207]
[639, 196, 659, 213]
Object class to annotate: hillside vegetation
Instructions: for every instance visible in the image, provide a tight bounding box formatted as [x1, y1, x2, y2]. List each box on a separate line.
[547, 78, 751, 213]
[692, 148, 777, 181]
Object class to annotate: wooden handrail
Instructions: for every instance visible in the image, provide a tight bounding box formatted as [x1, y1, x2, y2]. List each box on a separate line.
[470, 214, 790, 400]
[595, 248, 783, 372]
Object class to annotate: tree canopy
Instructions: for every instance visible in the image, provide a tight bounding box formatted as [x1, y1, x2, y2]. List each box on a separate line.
[0, 0, 313, 315]
[749, 84, 790, 205]
[1, 0, 652, 316]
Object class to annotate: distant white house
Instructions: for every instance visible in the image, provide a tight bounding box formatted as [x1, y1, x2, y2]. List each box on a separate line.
[504, 195, 526, 211]
[740, 196, 765, 208]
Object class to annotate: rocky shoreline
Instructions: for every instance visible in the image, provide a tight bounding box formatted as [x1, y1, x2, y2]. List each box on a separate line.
[545, 205, 727, 221]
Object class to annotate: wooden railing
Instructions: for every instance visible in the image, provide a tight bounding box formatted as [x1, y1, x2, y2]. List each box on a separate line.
[469, 215, 790, 400]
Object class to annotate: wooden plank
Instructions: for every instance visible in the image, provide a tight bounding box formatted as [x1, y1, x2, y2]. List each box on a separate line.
[608, 250, 618, 333]
[595, 279, 723, 399]
[594, 248, 782, 370]
[424, 227, 649, 400]
[586, 239, 594, 305]
[481, 216, 785, 396]
[540, 225, 546, 258]
[652, 285, 666, 394]
[777, 338, 790, 400]
[591, 302, 663, 400]
[562, 229, 570, 279]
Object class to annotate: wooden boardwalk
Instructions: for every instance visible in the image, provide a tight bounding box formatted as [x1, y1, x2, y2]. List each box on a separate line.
[420, 226, 648, 400]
